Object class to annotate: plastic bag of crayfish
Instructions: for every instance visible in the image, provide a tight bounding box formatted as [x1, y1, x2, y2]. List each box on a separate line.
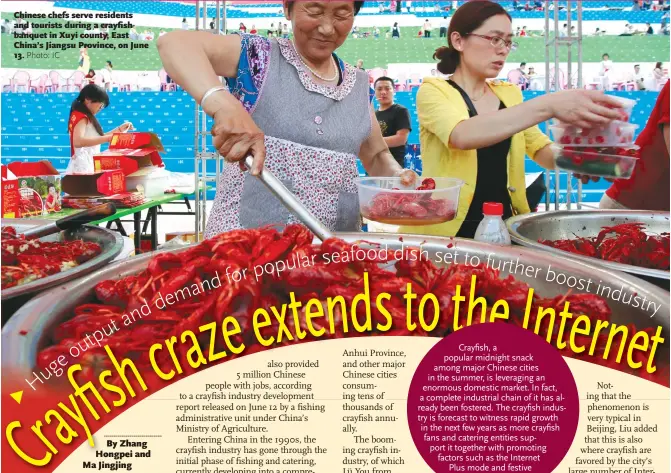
[33, 224, 669, 388]
[356, 176, 463, 225]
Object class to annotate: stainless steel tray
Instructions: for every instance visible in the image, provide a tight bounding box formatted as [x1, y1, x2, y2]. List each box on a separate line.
[1, 219, 125, 301]
[507, 211, 670, 281]
[3, 234, 669, 377]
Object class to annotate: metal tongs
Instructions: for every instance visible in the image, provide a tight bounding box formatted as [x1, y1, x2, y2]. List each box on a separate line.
[243, 156, 333, 241]
[21, 203, 117, 240]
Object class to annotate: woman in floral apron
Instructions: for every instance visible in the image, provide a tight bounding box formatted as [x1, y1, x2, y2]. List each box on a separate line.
[158, 0, 416, 238]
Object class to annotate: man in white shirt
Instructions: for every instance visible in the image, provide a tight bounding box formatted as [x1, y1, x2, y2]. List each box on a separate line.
[101, 61, 114, 91]
[439, 16, 449, 37]
[181, 18, 189, 30]
[633, 64, 647, 90]
[600, 53, 613, 75]
[423, 19, 432, 38]
[599, 53, 614, 90]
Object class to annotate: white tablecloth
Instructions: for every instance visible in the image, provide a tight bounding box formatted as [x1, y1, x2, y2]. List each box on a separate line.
[529, 75, 546, 91]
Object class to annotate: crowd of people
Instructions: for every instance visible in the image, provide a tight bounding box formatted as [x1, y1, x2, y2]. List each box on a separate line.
[150, 0, 669, 242]
[376, 1, 459, 14]
[597, 53, 667, 90]
[75, 48, 114, 90]
[632, 0, 670, 11]
[128, 27, 159, 41]
[11, 0, 660, 246]
[83, 60, 116, 90]
[504, 56, 667, 92]
[6, 0, 667, 235]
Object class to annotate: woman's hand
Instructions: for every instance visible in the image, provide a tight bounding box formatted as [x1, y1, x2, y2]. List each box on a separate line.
[395, 168, 420, 187]
[545, 90, 623, 129]
[118, 122, 133, 133]
[211, 102, 266, 175]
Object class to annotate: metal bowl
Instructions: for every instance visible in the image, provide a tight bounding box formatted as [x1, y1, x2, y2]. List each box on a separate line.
[507, 211, 670, 285]
[1, 219, 124, 305]
[3, 234, 669, 378]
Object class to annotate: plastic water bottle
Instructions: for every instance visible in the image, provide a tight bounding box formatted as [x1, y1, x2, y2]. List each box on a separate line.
[473, 202, 511, 245]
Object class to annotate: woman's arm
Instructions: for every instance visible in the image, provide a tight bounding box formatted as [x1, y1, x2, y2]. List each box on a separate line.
[157, 31, 243, 117]
[523, 122, 555, 169]
[158, 31, 266, 173]
[532, 145, 556, 170]
[71, 120, 112, 148]
[449, 89, 622, 150]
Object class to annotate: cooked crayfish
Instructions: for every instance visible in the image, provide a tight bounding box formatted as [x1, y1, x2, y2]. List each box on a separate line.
[540, 223, 670, 270]
[1, 226, 102, 289]
[35, 224, 668, 388]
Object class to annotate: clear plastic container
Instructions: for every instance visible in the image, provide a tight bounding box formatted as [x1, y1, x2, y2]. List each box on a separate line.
[549, 122, 638, 147]
[607, 96, 637, 122]
[552, 144, 639, 179]
[474, 203, 511, 245]
[356, 177, 463, 225]
[126, 166, 170, 198]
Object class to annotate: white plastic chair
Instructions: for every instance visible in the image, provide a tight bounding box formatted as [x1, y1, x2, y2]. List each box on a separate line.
[406, 73, 423, 91]
[159, 68, 176, 91]
[67, 71, 85, 92]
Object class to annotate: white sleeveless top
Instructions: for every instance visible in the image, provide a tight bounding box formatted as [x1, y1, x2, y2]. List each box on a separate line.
[66, 119, 101, 174]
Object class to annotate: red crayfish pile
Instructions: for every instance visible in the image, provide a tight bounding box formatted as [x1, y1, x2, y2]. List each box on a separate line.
[18, 198, 43, 217]
[1, 226, 102, 289]
[34, 224, 667, 386]
[361, 178, 456, 225]
[540, 223, 670, 270]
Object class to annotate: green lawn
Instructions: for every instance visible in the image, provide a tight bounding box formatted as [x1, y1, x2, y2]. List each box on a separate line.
[2, 15, 669, 71]
[336, 30, 670, 66]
